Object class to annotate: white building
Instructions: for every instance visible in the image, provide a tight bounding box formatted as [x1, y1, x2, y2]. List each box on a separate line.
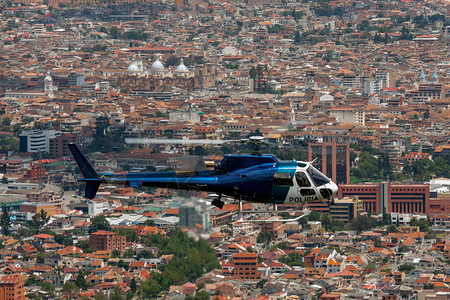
[364, 79, 383, 94]
[329, 108, 365, 126]
[19, 130, 60, 153]
[319, 92, 334, 105]
[88, 199, 110, 217]
[390, 213, 428, 225]
[376, 70, 391, 88]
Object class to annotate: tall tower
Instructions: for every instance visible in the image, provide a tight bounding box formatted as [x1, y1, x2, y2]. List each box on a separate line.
[431, 68, 438, 82]
[419, 69, 426, 83]
[308, 140, 350, 185]
[44, 73, 56, 98]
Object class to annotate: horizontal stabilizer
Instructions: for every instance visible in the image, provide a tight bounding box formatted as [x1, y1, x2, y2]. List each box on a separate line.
[68, 143, 98, 179]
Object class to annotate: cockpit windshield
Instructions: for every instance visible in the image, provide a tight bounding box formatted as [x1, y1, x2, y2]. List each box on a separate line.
[307, 166, 330, 186]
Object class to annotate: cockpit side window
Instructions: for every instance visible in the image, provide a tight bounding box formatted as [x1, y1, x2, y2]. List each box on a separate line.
[307, 166, 330, 186]
[295, 172, 311, 187]
[273, 172, 293, 186]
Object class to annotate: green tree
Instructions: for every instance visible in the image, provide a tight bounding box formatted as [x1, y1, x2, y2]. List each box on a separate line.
[321, 214, 332, 232]
[194, 291, 209, 300]
[351, 215, 376, 232]
[378, 153, 393, 180]
[359, 20, 370, 31]
[141, 278, 161, 298]
[415, 218, 430, 232]
[1, 177, 7, 184]
[41, 282, 55, 292]
[94, 294, 108, 300]
[144, 219, 155, 226]
[423, 283, 435, 289]
[398, 264, 415, 273]
[74, 271, 89, 290]
[39, 209, 50, 226]
[140, 229, 219, 295]
[307, 210, 321, 221]
[1, 117, 11, 128]
[412, 158, 434, 181]
[109, 26, 120, 38]
[110, 286, 123, 300]
[387, 225, 397, 233]
[352, 151, 380, 181]
[257, 231, 274, 244]
[26, 275, 39, 286]
[256, 279, 267, 288]
[130, 278, 137, 293]
[1, 205, 11, 236]
[62, 281, 79, 298]
[279, 252, 303, 267]
[88, 215, 111, 233]
[32, 213, 42, 230]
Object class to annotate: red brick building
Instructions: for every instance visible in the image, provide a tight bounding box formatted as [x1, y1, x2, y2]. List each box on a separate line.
[233, 253, 261, 281]
[89, 230, 126, 252]
[24, 164, 46, 179]
[308, 140, 350, 185]
[0, 274, 26, 300]
[339, 183, 430, 214]
[49, 133, 76, 158]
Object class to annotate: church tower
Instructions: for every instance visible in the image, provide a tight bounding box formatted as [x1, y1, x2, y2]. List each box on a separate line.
[44, 73, 57, 98]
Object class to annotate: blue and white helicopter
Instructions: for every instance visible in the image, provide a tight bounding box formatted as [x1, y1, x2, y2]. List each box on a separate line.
[68, 137, 337, 211]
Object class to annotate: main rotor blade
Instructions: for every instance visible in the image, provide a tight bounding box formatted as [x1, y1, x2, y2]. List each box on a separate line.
[125, 138, 239, 145]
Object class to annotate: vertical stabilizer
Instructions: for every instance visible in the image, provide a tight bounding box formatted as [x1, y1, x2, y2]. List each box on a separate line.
[68, 143, 102, 199]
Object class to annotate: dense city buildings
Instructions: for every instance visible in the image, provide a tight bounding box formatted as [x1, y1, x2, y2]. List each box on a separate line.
[0, 0, 448, 298]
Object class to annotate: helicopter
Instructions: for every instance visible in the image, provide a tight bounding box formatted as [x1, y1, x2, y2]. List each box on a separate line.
[68, 137, 337, 210]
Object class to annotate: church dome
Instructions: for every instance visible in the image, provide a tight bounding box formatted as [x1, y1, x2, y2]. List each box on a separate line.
[175, 58, 189, 73]
[151, 55, 164, 71]
[127, 61, 140, 72]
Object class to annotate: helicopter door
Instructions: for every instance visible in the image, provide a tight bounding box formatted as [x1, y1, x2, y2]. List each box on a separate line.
[295, 171, 317, 199]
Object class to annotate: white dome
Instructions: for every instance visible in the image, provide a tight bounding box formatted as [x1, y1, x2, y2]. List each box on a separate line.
[175, 58, 189, 73]
[151, 55, 164, 70]
[127, 62, 140, 72]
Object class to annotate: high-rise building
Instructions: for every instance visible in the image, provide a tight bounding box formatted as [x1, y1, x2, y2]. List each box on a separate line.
[339, 183, 430, 214]
[364, 78, 383, 95]
[89, 230, 126, 252]
[308, 140, 350, 185]
[233, 253, 261, 281]
[19, 130, 60, 153]
[68, 72, 85, 86]
[49, 133, 76, 158]
[0, 274, 26, 300]
[375, 70, 391, 88]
